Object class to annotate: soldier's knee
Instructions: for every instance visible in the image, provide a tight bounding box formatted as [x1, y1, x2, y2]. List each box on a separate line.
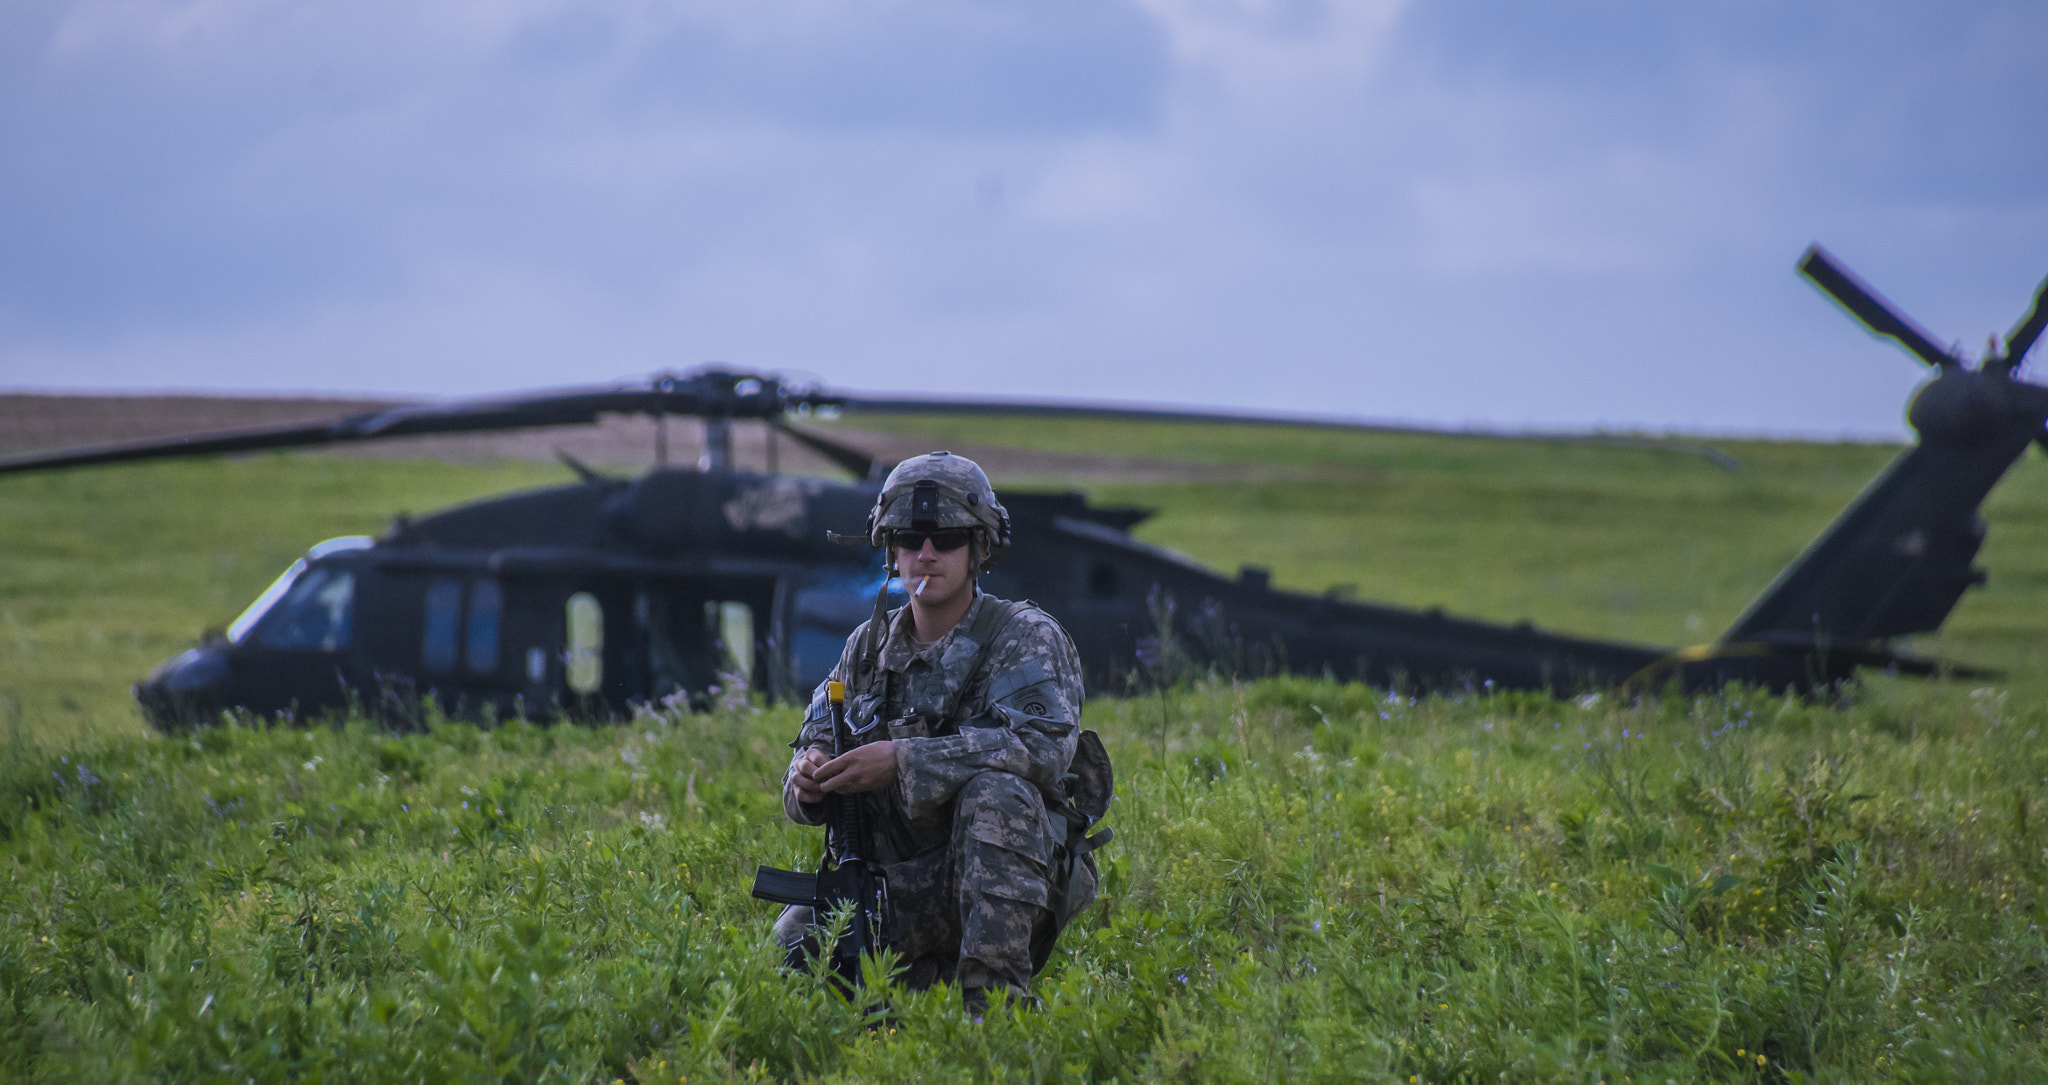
[956, 770, 1040, 817]
[954, 773, 1055, 911]
[955, 773, 1048, 861]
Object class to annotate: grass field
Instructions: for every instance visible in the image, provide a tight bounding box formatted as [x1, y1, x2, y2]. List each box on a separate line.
[4, 420, 2048, 1079]
[7, 680, 2048, 1080]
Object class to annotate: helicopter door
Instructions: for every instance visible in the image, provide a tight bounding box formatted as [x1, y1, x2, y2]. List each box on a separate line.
[623, 580, 776, 709]
[684, 591, 770, 706]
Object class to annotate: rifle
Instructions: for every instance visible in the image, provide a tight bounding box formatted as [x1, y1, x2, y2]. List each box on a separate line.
[751, 679, 891, 984]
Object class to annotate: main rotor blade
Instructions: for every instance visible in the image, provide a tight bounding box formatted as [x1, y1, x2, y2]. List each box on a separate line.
[1799, 245, 1958, 369]
[0, 372, 816, 476]
[1, 366, 1739, 476]
[769, 418, 879, 480]
[0, 411, 396, 476]
[828, 393, 1741, 469]
[834, 395, 1386, 429]
[2005, 271, 2048, 366]
[0, 392, 629, 476]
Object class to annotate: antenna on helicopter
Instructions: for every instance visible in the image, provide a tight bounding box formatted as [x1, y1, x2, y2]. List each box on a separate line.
[651, 371, 675, 467]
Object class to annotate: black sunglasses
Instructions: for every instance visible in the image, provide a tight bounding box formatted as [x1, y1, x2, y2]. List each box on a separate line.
[892, 529, 972, 553]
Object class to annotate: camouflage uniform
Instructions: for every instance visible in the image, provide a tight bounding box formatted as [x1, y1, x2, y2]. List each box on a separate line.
[774, 588, 1089, 998]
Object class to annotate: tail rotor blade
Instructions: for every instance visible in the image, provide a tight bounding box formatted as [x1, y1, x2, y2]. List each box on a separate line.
[2004, 272, 2048, 368]
[1800, 245, 1958, 369]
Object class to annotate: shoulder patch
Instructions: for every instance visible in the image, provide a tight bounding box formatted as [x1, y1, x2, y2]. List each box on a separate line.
[986, 659, 1057, 705]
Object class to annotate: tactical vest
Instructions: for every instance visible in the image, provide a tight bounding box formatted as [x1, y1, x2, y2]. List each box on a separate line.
[850, 595, 1028, 734]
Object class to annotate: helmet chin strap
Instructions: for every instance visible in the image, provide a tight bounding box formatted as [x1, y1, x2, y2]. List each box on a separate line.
[855, 550, 896, 691]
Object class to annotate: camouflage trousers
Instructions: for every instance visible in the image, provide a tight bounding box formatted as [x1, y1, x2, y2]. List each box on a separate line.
[773, 770, 1055, 996]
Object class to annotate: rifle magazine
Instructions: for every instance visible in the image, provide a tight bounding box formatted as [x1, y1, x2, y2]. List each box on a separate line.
[751, 865, 821, 907]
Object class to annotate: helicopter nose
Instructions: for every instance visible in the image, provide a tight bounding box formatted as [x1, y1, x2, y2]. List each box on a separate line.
[134, 645, 231, 731]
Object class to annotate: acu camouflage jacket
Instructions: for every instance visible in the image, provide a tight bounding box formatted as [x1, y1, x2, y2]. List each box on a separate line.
[782, 590, 1085, 862]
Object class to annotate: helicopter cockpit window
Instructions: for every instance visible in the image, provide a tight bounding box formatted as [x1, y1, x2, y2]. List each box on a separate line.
[466, 580, 502, 675]
[422, 578, 462, 674]
[228, 559, 306, 644]
[226, 537, 374, 645]
[251, 567, 355, 652]
[566, 592, 604, 695]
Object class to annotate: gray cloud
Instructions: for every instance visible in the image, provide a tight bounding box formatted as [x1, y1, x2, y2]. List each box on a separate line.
[1, 0, 2043, 436]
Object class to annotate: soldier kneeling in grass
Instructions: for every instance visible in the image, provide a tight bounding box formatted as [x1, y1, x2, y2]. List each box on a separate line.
[769, 452, 1113, 1016]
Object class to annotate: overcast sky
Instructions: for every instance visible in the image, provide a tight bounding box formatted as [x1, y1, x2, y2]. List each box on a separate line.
[2, 0, 2043, 437]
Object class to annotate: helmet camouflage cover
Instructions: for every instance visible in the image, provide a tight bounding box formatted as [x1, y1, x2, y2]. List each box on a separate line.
[867, 451, 1011, 570]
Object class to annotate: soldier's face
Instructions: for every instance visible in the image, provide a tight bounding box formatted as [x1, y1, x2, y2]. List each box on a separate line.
[895, 533, 973, 608]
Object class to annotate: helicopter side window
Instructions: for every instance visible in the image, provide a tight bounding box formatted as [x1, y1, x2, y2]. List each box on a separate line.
[566, 592, 604, 695]
[466, 580, 502, 675]
[709, 601, 755, 693]
[422, 578, 462, 674]
[252, 568, 355, 652]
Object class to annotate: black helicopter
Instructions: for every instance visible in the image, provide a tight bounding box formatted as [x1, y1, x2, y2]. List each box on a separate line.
[3, 245, 2044, 727]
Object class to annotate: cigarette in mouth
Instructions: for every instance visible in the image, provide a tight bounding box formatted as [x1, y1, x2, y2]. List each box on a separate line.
[915, 576, 928, 597]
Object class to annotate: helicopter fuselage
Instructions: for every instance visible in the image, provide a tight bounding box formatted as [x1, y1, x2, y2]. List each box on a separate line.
[135, 466, 1709, 726]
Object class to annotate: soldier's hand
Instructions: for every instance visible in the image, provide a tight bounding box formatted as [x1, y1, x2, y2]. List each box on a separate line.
[790, 747, 832, 805]
[815, 741, 898, 795]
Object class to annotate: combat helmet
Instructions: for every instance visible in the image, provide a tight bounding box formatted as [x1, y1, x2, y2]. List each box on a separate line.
[866, 451, 1010, 571]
